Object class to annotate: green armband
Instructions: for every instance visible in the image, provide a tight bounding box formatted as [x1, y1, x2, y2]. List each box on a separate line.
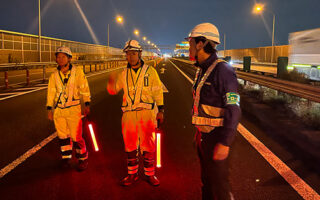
[226, 92, 240, 106]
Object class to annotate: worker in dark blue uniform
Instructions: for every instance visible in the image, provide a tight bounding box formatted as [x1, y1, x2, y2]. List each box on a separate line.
[186, 23, 241, 200]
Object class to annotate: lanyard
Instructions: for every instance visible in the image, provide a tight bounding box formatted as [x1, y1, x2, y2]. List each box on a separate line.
[128, 67, 142, 103]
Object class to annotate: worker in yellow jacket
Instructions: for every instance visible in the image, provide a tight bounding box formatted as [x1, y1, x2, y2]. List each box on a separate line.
[47, 46, 91, 171]
[107, 40, 164, 186]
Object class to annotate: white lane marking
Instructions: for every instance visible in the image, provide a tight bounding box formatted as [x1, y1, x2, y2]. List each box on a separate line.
[160, 68, 166, 74]
[0, 132, 57, 178]
[237, 124, 320, 200]
[168, 59, 194, 83]
[162, 82, 169, 93]
[0, 87, 47, 101]
[0, 66, 126, 102]
[0, 92, 23, 96]
[13, 87, 44, 91]
[170, 59, 320, 200]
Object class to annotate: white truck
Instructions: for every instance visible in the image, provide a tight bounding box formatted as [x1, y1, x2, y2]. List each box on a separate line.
[288, 28, 320, 81]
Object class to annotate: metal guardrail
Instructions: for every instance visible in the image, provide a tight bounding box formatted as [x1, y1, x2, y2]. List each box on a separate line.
[0, 59, 127, 89]
[171, 58, 320, 103]
[236, 71, 320, 103]
[232, 60, 277, 66]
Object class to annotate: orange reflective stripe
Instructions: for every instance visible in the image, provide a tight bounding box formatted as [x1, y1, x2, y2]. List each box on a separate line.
[61, 145, 72, 152]
[201, 104, 225, 117]
[192, 116, 224, 127]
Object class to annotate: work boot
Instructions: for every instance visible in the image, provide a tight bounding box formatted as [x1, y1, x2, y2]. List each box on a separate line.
[120, 174, 139, 186]
[60, 159, 71, 169]
[77, 159, 88, 172]
[146, 175, 160, 186]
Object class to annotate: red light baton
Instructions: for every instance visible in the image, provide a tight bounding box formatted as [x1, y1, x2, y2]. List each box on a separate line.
[85, 115, 99, 152]
[156, 119, 162, 168]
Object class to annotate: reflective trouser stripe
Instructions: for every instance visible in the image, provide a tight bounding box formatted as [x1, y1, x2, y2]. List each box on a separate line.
[144, 166, 155, 176]
[127, 150, 139, 174]
[143, 151, 155, 176]
[74, 142, 88, 161]
[59, 138, 72, 159]
[128, 165, 139, 174]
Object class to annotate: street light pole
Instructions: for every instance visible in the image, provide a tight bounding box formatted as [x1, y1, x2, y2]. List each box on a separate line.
[253, 4, 276, 63]
[38, 0, 41, 62]
[224, 33, 226, 57]
[107, 24, 109, 46]
[271, 14, 275, 63]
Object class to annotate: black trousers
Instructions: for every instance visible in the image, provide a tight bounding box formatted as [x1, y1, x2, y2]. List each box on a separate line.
[196, 128, 232, 200]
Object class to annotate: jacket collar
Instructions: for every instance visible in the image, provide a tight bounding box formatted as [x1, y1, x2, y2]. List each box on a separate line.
[127, 59, 144, 69]
[57, 63, 73, 71]
[195, 53, 217, 71]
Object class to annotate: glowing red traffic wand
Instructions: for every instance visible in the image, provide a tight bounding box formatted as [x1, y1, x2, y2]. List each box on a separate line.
[88, 123, 99, 151]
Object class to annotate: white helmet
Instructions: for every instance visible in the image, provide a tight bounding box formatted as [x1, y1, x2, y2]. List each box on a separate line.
[187, 23, 220, 44]
[55, 46, 72, 57]
[123, 40, 142, 52]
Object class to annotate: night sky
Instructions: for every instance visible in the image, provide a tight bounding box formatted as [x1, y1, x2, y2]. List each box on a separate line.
[0, 0, 319, 53]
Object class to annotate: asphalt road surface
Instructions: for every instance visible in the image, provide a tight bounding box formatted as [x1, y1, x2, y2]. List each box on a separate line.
[0, 59, 319, 200]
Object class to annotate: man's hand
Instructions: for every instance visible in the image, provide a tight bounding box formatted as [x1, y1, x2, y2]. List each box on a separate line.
[48, 110, 53, 121]
[156, 111, 164, 126]
[107, 71, 118, 95]
[84, 106, 90, 116]
[213, 143, 229, 160]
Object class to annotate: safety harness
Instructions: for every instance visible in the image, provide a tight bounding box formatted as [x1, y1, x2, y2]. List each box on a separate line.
[54, 66, 80, 109]
[192, 59, 226, 133]
[121, 64, 153, 112]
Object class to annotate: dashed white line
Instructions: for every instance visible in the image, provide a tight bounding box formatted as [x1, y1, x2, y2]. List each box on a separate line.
[0, 132, 57, 178]
[168, 59, 194, 83]
[170, 59, 320, 200]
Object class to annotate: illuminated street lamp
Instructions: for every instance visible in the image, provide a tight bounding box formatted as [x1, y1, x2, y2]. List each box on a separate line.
[143, 36, 147, 41]
[147, 41, 151, 44]
[108, 15, 124, 46]
[134, 29, 140, 36]
[253, 3, 276, 63]
[116, 16, 123, 24]
[253, 4, 264, 14]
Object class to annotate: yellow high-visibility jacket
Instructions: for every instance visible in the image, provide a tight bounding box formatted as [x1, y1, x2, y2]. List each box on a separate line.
[47, 65, 91, 109]
[113, 64, 163, 112]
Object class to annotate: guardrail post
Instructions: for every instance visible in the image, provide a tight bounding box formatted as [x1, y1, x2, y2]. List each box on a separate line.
[95, 64, 97, 71]
[83, 64, 86, 73]
[243, 56, 251, 72]
[26, 69, 30, 86]
[4, 71, 9, 89]
[224, 56, 231, 63]
[277, 57, 288, 79]
[42, 65, 46, 82]
[90, 64, 92, 72]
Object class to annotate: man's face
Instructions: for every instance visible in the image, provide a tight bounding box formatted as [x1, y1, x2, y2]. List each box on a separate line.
[126, 50, 140, 66]
[188, 38, 197, 61]
[56, 53, 71, 67]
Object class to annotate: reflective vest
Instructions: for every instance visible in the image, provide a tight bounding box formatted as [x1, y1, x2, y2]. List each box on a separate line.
[192, 59, 226, 133]
[121, 65, 154, 112]
[54, 66, 81, 109]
